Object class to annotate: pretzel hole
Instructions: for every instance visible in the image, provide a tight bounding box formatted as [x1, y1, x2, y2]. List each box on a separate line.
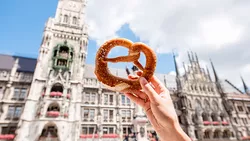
[106, 46, 146, 79]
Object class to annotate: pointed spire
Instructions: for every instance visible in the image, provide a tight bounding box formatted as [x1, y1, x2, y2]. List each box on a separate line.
[125, 66, 130, 75]
[187, 51, 192, 63]
[210, 59, 219, 82]
[195, 52, 201, 72]
[191, 51, 195, 61]
[241, 76, 249, 94]
[195, 53, 199, 62]
[183, 62, 187, 74]
[206, 66, 212, 81]
[173, 53, 180, 77]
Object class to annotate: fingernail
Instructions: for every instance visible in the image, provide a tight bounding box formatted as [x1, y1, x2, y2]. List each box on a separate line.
[139, 77, 147, 85]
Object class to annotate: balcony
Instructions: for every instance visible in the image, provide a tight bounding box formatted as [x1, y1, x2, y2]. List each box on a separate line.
[0, 134, 15, 140]
[203, 121, 211, 125]
[49, 92, 62, 97]
[46, 111, 60, 117]
[221, 121, 229, 125]
[102, 134, 119, 138]
[80, 134, 99, 139]
[212, 121, 220, 126]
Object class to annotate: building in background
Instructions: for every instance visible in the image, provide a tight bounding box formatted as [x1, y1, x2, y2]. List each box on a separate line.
[0, 0, 250, 141]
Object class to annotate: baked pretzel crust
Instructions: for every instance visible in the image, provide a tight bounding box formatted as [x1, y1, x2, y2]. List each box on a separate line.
[94, 38, 157, 93]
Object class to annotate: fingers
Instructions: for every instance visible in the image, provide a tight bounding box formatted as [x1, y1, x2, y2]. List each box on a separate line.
[124, 93, 145, 107]
[129, 89, 148, 99]
[149, 75, 168, 94]
[139, 77, 160, 105]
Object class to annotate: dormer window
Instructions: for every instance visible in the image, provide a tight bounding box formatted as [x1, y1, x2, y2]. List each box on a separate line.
[52, 41, 74, 71]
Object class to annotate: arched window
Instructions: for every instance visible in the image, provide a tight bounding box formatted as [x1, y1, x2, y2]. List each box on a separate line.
[64, 15, 69, 23]
[51, 83, 63, 93]
[212, 100, 219, 111]
[204, 130, 211, 139]
[73, 16, 77, 24]
[214, 129, 221, 138]
[39, 122, 58, 139]
[202, 112, 209, 121]
[223, 130, 231, 138]
[47, 102, 60, 112]
[204, 100, 210, 110]
[211, 113, 218, 121]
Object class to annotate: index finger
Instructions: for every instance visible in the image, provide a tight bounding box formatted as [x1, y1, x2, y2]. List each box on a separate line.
[149, 75, 168, 94]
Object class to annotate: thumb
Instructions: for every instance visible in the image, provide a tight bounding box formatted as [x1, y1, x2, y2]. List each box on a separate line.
[139, 77, 161, 105]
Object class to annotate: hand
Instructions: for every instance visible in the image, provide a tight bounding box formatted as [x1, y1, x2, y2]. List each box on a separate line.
[125, 71, 191, 141]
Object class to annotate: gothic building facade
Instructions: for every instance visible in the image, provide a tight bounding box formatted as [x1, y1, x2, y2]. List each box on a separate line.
[0, 0, 250, 141]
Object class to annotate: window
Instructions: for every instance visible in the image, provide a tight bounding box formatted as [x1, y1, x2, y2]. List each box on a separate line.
[85, 93, 90, 102]
[121, 95, 131, 106]
[1, 126, 17, 134]
[103, 109, 114, 122]
[73, 17, 77, 24]
[84, 92, 96, 104]
[90, 93, 96, 103]
[122, 126, 132, 135]
[83, 108, 95, 121]
[214, 130, 220, 138]
[121, 110, 131, 122]
[243, 118, 248, 124]
[12, 88, 27, 101]
[6, 106, 22, 120]
[81, 126, 97, 134]
[204, 130, 210, 139]
[104, 94, 108, 105]
[237, 106, 244, 112]
[104, 94, 114, 105]
[104, 110, 108, 121]
[64, 15, 68, 23]
[0, 86, 2, 94]
[247, 106, 250, 112]
[102, 126, 115, 134]
[234, 118, 238, 124]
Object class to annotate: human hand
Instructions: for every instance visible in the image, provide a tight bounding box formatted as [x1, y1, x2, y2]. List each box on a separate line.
[125, 71, 191, 141]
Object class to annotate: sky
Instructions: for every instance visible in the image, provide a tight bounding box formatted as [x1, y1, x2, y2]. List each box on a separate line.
[0, 0, 250, 90]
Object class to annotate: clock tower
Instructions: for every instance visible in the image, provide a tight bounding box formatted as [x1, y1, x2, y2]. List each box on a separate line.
[14, 0, 88, 140]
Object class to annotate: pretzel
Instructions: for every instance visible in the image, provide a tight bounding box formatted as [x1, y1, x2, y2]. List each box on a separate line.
[94, 38, 157, 93]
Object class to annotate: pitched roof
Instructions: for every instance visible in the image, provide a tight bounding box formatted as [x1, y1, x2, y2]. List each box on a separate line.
[0, 54, 37, 72]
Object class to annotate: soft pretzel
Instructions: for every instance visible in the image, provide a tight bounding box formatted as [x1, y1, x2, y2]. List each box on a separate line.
[94, 38, 157, 93]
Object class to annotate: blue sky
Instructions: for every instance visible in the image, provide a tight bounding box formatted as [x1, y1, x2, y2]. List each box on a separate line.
[0, 0, 177, 74]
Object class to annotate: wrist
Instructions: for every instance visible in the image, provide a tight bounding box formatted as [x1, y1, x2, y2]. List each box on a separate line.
[156, 123, 191, 141]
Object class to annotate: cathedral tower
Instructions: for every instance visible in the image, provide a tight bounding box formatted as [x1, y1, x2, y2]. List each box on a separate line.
[15, 0, 88, 140]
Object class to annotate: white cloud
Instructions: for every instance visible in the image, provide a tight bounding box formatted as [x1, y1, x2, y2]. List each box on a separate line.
[85, 0, 250, 89]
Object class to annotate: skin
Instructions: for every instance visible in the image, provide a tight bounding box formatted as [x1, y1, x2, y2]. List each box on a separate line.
[125, 71, 191, 141]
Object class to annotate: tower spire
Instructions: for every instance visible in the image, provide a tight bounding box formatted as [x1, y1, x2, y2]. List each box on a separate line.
[195, 52, 201, 72]
[206, 66, 212, 81]
[187, 51, 192, 63]
[210, 59, 219, 82]
[173, 53, 180, 77]
[241, 76, 250, 94]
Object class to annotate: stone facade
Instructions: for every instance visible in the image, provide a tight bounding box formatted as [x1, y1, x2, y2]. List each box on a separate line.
[0, 0, 250, 141]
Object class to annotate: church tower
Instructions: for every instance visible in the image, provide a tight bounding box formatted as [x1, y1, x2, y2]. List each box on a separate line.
[15, 0, 88, 140]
